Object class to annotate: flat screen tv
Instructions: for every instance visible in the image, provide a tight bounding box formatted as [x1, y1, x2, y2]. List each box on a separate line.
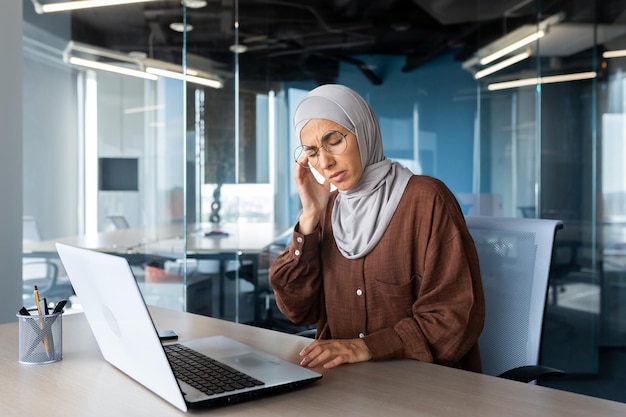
[98, 157, 139, 191]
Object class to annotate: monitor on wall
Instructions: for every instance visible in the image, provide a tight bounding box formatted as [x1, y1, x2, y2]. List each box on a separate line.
[98, 157, 139, 191]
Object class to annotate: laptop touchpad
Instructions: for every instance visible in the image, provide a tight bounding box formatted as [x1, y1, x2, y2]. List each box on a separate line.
[224, 352, 281, 369]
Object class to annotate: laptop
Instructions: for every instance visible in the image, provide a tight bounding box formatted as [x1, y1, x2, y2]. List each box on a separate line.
[55, 243, 322, 412]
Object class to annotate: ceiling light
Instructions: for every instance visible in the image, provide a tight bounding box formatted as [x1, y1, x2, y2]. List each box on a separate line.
[68, 57, 158, 80]
[64, 41, 224, 89]
[170, 23, 194, 33]
[474, 51, 530, 79]
[391, 22, 411, 32]
[124, 105, 165, 115]
[603, 49, 626, 59]
[229, 44, 249, 54]
[487, 71, 597, 91]
[462, 13, 564, 73]
[32, 0, 160, 14]
[182, 0, 207, 8]
[480, 31, 544, 66]
[145, 67, 223, 89]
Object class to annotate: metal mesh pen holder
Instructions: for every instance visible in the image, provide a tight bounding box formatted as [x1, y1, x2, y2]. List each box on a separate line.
[16, 312, 63, 364]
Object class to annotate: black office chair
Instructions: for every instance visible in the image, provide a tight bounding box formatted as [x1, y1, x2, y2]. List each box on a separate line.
[221, 227, 309, 330]
[255, 228, 318, 334]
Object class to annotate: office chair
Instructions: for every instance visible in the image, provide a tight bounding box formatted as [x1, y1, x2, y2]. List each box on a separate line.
[22, 216, 75, 307]
[106, 214, 130, 229]
[251, 228, 316, 333]
[465, 216, 565, 383]
[222, 231, 285, 325]
[23, 216, 57, 298]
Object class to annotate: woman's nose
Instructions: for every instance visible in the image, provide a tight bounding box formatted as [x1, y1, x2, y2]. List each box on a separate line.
[317, 149, 334, 168]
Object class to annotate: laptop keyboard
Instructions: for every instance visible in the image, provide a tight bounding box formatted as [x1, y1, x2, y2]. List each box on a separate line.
[164, 344, 265, 396]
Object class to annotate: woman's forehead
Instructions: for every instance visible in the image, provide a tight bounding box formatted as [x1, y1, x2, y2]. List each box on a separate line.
[300, 119, 346, 141]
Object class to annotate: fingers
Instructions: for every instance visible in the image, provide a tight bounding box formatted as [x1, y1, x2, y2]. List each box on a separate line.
[294, 165, 329, 209]
[294, 160, 317, 188]
[293, 159, 331, 234]
[295, 155, 310, 172]
[299, 341, 349, 369]
[299, 339, 372, 369]
[300, 345, 335, 368]
[294, 159, 308, 181]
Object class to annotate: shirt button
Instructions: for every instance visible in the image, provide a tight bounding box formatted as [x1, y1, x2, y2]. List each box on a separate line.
[296, 236, 303, 243]
[358, 333, 365, 338]
[356, 288, 363, 296]
[294, 250, 301, 256]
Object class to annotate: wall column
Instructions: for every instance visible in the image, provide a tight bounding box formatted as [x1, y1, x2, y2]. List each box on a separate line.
[0, 1, 24, 322]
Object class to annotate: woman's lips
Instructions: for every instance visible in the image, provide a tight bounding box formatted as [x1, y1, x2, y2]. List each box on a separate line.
[329, 171, 345, 181]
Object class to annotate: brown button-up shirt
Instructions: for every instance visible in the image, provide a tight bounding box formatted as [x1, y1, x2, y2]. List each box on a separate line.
[270, 175, 485, 372]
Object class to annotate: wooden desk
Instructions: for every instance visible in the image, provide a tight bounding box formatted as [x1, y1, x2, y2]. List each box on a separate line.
[2, 307, 626, 417]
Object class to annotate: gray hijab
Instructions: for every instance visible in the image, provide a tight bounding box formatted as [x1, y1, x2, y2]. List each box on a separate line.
[294, 84, 413, 259]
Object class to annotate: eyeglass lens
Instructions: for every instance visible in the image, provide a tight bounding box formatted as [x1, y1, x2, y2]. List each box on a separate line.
[294, 131, 348, 168]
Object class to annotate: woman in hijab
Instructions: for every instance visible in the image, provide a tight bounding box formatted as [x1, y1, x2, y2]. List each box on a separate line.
[269, 84, 485, 372]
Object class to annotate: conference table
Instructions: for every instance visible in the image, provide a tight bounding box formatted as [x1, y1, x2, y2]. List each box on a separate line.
[2, 306, 626, 417]
[22, 222, 287, 256]
[22, 222, 291, 323]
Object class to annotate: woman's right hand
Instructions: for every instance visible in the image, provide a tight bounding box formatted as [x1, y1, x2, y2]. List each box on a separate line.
[294, 157, 331, 234]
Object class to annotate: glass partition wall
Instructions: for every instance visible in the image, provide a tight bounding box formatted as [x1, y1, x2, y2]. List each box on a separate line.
[469, 2, 603, 377]
[23, 3, 193, 315]
[21, 0, 626, 403]
[469, 0, 626, 398]
[22, 1, 276, 325]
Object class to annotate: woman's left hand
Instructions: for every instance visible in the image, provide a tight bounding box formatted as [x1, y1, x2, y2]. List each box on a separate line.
[299, 338, 372, 369]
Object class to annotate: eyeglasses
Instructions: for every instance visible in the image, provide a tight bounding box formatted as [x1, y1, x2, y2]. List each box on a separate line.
[294, 130, 349, 168]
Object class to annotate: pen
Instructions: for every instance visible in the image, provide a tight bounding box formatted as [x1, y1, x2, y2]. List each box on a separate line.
[33, 285, 52, 359]
[52, 299, 68, 314]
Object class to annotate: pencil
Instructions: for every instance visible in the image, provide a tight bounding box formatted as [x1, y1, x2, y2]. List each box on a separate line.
[33, 285, 43, 315]
[33, 285, 52, 359]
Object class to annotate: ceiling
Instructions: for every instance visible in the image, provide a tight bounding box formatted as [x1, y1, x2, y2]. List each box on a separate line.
[54, 0, 625, 86]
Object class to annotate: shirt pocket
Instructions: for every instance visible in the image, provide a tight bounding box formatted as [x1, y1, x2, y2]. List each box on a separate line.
[371, 275, 416, 324]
